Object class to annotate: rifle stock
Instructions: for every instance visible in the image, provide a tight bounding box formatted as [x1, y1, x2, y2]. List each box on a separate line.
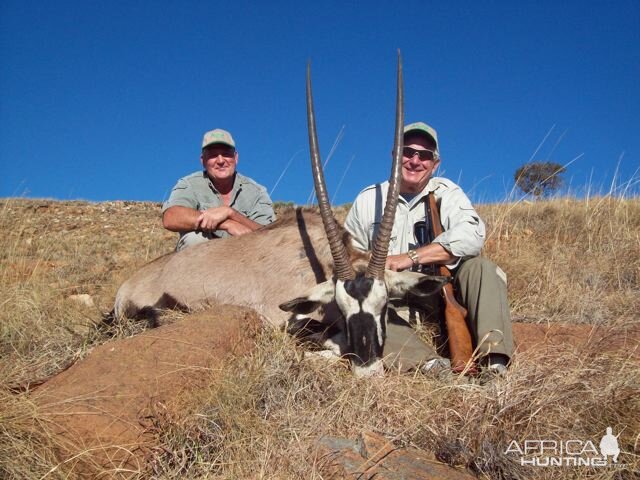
[427, 193, 476, 374]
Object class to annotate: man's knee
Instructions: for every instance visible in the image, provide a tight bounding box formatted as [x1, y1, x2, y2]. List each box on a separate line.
[458, 257, 507, 285]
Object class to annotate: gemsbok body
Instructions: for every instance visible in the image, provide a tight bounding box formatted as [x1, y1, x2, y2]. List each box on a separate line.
[113, 54, 448, 376]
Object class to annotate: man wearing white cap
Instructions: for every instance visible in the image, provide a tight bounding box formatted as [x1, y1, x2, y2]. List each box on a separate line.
[345, 122, 513, 376]
[162, 129, 275, 251]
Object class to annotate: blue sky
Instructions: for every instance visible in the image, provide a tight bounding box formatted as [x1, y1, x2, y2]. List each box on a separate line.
[1, 1, 638, 205]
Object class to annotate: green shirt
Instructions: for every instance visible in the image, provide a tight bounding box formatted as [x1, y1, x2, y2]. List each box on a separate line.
[162, 171, 275, 239]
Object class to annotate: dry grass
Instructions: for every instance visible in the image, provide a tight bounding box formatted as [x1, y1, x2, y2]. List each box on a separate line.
[0, 199, 173, 479]
[147, 329, 639, 479]
[1, 195, 638, 479]
[480, 197, 640, 324]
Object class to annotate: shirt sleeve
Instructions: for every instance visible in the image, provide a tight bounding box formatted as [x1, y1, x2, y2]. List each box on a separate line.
[247, 187, 276, 225]
[344, 193, 371, 252]
[433, 183, 485, 258]
[162, 177, 198, 213]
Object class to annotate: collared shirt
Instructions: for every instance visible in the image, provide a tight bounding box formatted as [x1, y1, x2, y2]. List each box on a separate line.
[344, 176, 485, 269]
[162, 171, 275, 239]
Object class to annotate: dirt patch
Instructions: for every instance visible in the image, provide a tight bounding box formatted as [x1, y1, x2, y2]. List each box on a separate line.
[513, 322, 640, 358]
[33, 305, 261, 477]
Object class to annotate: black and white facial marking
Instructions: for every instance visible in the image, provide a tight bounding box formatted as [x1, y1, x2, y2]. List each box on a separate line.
[280, 270, 450, 377]
[335, 274, 389, 369]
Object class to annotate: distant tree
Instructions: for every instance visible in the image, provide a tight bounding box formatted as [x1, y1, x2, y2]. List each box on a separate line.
[514, 161, 566, 198]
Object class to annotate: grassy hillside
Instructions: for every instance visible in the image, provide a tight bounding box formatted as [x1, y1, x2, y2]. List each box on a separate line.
[1, 197, 638, 478]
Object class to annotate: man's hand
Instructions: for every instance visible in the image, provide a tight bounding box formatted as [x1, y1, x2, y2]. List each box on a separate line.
[385, 254, 415, 272]
[163, 205, 264, 237]
[199, 207, 263, 236]
[218, 219, 253, 236]
[385, 243, 458, 272]
[195, 206, 231, 232]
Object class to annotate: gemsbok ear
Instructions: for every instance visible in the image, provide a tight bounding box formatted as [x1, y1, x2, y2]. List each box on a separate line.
[278, 279, 336, 314]
[385, 270, 449, 299]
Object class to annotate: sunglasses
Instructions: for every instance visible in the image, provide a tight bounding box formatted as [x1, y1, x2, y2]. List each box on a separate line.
[403, 146, 437, 161]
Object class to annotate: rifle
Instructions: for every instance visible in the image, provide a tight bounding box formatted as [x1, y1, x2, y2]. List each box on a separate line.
[422, 192, 476, 374]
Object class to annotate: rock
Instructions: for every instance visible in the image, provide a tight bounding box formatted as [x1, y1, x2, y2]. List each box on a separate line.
[315, 430, 475, 479]
[68, 293, 95, 307]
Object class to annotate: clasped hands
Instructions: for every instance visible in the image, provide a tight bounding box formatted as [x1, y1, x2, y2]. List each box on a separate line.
[195, 206, 251, 236]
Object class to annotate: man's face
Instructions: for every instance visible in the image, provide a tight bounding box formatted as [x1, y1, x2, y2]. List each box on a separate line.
[201, 144, 238, 184]
[400, 133, 440, 193]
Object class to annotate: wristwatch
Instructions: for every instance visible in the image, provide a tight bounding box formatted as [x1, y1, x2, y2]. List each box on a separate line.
[407, 249, 420, 266]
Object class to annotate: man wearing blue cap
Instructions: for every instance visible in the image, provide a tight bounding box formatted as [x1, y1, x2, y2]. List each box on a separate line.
[345, 122, 513, 376]
[162, 128, 275, 251]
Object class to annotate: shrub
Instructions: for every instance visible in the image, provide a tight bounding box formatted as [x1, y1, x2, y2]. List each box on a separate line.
[514, 161, 566, 197]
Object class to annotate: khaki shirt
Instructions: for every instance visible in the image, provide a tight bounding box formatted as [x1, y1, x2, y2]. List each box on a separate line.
[344, 177, 485, 269]
[162, 171, 275, 239]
